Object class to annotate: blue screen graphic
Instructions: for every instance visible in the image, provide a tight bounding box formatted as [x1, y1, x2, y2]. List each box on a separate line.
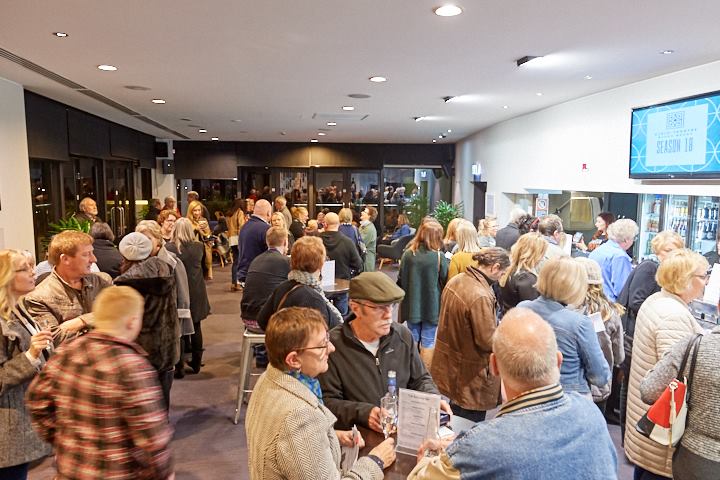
[629, 91, 720, 178]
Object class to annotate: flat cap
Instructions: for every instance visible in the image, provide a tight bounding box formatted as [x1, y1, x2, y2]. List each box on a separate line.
[349, 272, 405, 304]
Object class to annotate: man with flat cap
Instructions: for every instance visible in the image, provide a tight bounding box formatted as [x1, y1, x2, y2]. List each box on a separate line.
[319, 272, 452, 432]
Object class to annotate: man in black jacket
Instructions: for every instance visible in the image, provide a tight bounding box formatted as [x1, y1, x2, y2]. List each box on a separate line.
[320, 212, 363, 315]
[319, 272, 450, 431]
[241, 226, 290, 332]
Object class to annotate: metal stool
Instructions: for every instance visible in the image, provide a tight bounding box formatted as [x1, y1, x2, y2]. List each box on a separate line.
[233, 328, 266, 425]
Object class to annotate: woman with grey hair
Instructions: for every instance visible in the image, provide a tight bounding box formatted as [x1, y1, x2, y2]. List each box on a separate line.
[588, 218, 639, 302]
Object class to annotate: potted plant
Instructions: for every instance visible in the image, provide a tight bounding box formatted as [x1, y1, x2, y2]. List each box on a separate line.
[432, 200, 464, 232]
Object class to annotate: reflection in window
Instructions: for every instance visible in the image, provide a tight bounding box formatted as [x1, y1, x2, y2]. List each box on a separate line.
[315, 172, 344, 212]
[279, 170, 308, 206]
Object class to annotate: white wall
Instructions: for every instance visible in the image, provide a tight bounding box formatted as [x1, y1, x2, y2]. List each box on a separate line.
[0, 77, 34, 252]
[456, 60, 720, 223]
[154, 140, 176, 202]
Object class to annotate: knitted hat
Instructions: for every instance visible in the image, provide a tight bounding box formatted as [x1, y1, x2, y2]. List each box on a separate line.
[349, 272, 405, 304]
[119, 232, 152, 261]
[575, 257, 603, 285]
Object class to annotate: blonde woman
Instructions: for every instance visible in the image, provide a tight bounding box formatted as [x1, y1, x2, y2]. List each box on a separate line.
[271, 211, 295, 249]
[443, 217, 463, 253]
[187, 199, 213, 279]
[477, 216, 498, 247]
[398, 220, 448, 368]
[625, 249, 708, 479]
[498, 233, 547, 312]
[227, 198, 247, 290]
[448, 220, 482, 280]
[575, 257, 625, 411]
[0, 250, 52, 479]
[518, 256, 610, 395]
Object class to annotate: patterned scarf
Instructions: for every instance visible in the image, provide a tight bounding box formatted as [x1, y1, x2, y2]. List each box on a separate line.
[286, 370, 324, 404]
[287, 270, 344, 326]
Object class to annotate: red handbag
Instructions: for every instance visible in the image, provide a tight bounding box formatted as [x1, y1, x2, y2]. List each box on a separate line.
[636, 334, 701, 446]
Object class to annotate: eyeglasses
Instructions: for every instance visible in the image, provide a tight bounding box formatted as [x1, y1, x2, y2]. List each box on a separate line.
[354, 301, 397, 312]
[14, 266, 33, 273]
[295, 331, 330, 352]
[694, 271, 712, 281]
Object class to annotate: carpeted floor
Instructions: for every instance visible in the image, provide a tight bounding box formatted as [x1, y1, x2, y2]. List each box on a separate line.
[29, 263, 634, 479]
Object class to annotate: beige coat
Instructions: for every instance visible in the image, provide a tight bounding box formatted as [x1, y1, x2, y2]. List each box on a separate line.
[246, 365, 383, 480]
[624, 290, 703, 477]
[431, 267, 500, 411]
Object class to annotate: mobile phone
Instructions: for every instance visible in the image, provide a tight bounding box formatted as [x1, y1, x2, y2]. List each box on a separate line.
[572, 232, 583, 243]
[440, 411, 451, 426]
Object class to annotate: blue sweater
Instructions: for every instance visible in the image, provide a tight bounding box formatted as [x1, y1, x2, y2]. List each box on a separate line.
[237, 216, 270, 281]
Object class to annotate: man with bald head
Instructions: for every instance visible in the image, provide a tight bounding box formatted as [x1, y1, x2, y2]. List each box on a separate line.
[321, 211, 363, 315]
[236, 199, 272, 285]
[74, 197, 102, 224]
[409, 307, 618, 480]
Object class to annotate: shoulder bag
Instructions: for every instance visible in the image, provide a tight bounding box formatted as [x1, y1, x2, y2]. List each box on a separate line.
[636, 333, 702, 446]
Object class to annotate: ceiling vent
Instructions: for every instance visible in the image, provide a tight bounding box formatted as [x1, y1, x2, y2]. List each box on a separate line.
[312, 113, 369, 122]
[0, 46, 188, 139]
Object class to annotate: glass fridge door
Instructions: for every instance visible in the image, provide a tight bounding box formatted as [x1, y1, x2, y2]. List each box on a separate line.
[637, 194, 663, 260]
[690, 196, 720, 254]
[664, 195, 690, 246]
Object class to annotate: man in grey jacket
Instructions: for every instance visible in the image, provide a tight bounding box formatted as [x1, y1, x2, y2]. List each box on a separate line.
[319, 272, 450, 431]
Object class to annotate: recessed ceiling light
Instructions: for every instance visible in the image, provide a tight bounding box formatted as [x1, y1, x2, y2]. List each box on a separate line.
[432, 139, 437, 143]
[369, 76, 387, 83]
[443, 96, 455, 103]
[584, 75, 593, 80]
[211, 137, 219, 141]
[414, 116, 426, 122]
[536, 92, 543, 96]
[447, 129, 452, 133]
[310, 139, 319, 143]
[125, 85, 151, 91]
[180, 118, 192, 122]
[348, 93, 371, 99]
[438, 135, 443, 139]
[660, 49, 674, 55]
[318, 132, 327, 136]
[327, 122, 337, 126]
[53, 32, 68, 38]
[232, 119, 243, 123]
[503, 105, 509, 109]
[151, 99, 166, 104]
[342, 106, 355, 111]
[97, 64, 118, 71]
[434, 5, 463, 16]
[516, 55, 544, 67]
[198, 129, 207, 133]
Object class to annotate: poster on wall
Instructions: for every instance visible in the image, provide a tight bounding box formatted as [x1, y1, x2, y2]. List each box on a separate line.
[535, 193, 549, 217]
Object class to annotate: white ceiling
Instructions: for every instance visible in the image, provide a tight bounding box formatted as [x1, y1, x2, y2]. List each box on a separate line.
[1, 0, 720, 144]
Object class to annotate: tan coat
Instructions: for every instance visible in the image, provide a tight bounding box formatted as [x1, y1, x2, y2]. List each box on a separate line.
[431, 267, 500, 411]
[246, 365, 383, 480]
[624, 290, 703, 477]
[227, 209, 246, 238]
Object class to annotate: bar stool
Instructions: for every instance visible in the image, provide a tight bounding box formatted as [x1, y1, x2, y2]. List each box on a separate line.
[233, 328, 266, 425]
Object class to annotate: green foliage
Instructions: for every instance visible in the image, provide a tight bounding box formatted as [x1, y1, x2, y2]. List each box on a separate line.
[432, 200, 464, 232]
[48, 215, 92, 235]
[404, 195, 429, 229]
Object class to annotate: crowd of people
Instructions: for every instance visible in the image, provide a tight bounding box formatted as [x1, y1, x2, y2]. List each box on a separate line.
[1, 191, 719, 479]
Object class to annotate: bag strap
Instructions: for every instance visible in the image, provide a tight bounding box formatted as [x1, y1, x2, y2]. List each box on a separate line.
[684, 334, 702, 408]
[277, 284, 304, 310]
[678, 333, 702, 379]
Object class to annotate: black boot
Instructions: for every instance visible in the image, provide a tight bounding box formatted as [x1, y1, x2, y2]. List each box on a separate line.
[189, 350, 203, 374]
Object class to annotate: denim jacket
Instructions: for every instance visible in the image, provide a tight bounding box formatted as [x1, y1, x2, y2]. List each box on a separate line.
[518, 296, 611, 394]
[408, 388, 618, 479]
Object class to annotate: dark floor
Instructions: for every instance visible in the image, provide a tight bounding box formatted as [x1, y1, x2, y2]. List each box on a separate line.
[30, 264, 634, 479]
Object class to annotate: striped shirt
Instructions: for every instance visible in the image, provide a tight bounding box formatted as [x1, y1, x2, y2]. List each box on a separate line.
[26, 332, 173, 480]
[496, 383, 564, 417]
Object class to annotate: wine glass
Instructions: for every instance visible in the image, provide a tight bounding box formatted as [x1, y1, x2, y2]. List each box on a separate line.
[380, 396, 397, 439]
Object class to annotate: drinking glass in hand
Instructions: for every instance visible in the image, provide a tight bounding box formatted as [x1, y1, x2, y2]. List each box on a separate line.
[380, 396, 397, 439]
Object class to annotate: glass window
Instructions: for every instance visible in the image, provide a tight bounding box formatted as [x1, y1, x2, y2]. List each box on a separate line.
[315, 171, 344, 214]
[29, 160, 60, 258]
[279, 169, 309, 208]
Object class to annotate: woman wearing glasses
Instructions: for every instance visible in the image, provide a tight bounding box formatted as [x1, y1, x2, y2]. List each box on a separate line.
[0, 250, 53, 479]
[258, 236, 343, 331]
[624, 249, 708, 479]
[246, 307, 395, 480]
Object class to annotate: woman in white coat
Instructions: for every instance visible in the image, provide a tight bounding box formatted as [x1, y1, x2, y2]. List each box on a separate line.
[624, 248, 708, 479]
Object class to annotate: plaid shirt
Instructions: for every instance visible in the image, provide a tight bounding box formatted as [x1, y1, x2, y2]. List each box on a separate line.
[26, 332, 173, 480]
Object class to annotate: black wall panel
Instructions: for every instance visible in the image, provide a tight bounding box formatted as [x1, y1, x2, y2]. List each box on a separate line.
[67, 109, 111, 159]
[24, 92, 69, 161]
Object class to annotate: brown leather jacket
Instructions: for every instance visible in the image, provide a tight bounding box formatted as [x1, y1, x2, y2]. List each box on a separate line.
[431, 266, 500, 411]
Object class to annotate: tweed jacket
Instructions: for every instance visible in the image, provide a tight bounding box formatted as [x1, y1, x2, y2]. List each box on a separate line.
[246, 365, 383, 480]
[26, 332, 173, 480]
[641, 328, 720, 468]
[431, 267, 501, 411]
[24, 270, 111, 329]
[624, 290, 703, 477]
[0, 306, 51, 468]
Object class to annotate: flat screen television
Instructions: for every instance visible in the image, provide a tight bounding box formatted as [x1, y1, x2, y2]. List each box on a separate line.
[629, 90, 720, 179]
